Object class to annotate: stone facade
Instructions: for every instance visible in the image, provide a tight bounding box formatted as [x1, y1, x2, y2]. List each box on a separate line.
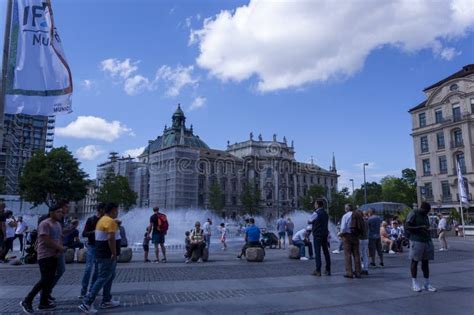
[91, 105, 338, 216]
[409, 64, 474, 211]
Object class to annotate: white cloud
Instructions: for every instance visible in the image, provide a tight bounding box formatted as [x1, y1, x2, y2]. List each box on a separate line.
[189, 96, 206, 111]
[76, 145, 105, 160]
[56, 116, 133, 142]
[81, 79, 93, 90]
[191, 0, 474, 92]
[155, 65, 198, 97]
[124, 75, 153, 96]
[123, 146, 146, 158]
[100, 58, 139, 79]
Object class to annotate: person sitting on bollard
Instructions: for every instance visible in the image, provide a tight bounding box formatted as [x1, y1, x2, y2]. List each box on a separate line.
[117, 220, 128, 248]
[237, 218, 264, 259]
[381, 221, 395, 254]
[292, 226, 314, 260]
[185, 222, 206, 263]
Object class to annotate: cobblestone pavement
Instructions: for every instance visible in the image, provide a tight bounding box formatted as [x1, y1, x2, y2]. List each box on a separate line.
[1, 238, 473, 314]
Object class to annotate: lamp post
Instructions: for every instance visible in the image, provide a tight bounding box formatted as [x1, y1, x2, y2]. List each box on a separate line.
[363, 163, 369, 205]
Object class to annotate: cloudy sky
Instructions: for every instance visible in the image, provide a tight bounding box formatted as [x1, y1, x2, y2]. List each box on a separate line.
[1, 0, 474, 190]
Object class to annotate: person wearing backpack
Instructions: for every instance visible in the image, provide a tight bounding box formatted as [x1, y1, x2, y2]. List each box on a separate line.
[148, 207, 168, 263]
[437, 213, 448, 251]
[340, 204, 362, 278]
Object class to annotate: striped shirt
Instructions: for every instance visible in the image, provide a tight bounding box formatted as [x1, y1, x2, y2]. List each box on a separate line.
[95, 215, 121, 259]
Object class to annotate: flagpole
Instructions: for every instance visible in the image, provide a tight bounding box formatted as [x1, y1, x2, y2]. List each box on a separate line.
[0, 0, 13, 151]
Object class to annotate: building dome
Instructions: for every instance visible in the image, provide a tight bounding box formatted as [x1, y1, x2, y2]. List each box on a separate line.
[142, 105, 209, 155]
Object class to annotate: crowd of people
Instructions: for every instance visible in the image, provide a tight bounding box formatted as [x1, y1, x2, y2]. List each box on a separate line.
[0, 198, 453, 314]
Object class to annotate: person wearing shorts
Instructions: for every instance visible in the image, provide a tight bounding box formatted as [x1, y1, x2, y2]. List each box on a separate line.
[276, 215, 287, 249]
[406, 202, 436, 293]
[148, 207, 167, 263]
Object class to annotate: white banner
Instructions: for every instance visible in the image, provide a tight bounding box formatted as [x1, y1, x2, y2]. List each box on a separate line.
[4, 0, 73, 115]
[456, 160, 468, 204]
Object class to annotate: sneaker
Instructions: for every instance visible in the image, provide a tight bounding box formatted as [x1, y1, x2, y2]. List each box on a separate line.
[48, 295, 56, 301]
[100, 300, 120, 309]
[300, 257, 309, 261]
[144, 259, 151, 263]
[312, 270, 321, 276]
[424, 284, 437, 292]
[361, 270, 369, 276]
[439, 248, 445, 251]
[161, 258, 167, 263]
[412, 283, 422, 292]
[185, 259, 190, 264]
[236, 255, 242, 259]
[79, 303, 98, 314]
[38, 303, 56, 310]
[369, 262, 377, 268]
[389, 250, 396, 254]
[379, 263, 384, 268]
[198, 258, 203, 263]
[332, 249, 340, 254]
[20, 300, 34, 314]
[323, 271, 331, 276]
[309, 256, 314, 260]
[153, 259, 160, 263]
[78, 294, 85, 299]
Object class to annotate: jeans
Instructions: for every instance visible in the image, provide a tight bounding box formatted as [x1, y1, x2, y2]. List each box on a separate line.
[84, 258, 117, 305]
[313, 237, 331, 273]
[24, 256, 58, 305]
[359, 239, 369, 271]
[0, 237, 14, 260]
[368, 238, 383, 264]
[293, 240, 313, 257]
[52, 253, 65, 289]
[81, 245, 99, 296]
[14, 234, 24, 252]
[204, 235, 211, 249]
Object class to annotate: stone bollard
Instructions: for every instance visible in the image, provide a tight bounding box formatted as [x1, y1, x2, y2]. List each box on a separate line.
[77, 248, 88, 263]
[118, 247, 133, 263]
[202, 247, 209, 262]
[288, 245, 300, 259]
[65, 248, 75, 264]
[246, 247, 265, 262]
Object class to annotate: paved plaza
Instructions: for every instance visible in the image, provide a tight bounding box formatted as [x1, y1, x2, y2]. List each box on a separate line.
[0, 237, 473, 315]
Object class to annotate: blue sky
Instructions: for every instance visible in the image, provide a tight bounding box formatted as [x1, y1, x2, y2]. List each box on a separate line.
[1, 0, 474, 190]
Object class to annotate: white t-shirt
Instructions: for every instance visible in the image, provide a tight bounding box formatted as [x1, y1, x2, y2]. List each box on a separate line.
[6, 218, 15, 238]
[15, 221, 28, 235]
[292, 229, 307, 242]
[203, 221, 212, 236]
[438, 218, 447, 230]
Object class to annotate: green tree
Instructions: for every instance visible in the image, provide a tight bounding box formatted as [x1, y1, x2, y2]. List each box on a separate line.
[208, 181, 225, 211]
[299, 185, 326, 211]
[240, 181, 261, 215]
[97, 168, 137, 210]
[402, 168, 416, 187]
[353, 182, 382, 206]
[329, 187, 351, 222]
[19, 147, 88, 206]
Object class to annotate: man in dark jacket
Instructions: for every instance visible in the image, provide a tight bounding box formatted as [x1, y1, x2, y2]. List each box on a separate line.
[308, 199, 331, 276]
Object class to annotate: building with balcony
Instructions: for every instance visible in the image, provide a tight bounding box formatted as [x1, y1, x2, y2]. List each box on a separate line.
[409, 64, 474, 212]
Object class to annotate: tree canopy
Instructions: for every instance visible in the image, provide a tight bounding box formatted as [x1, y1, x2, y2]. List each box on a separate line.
[240, 181, 261, 215]
[299, 185, 326, 211]
[208, 181, 225, 211]
[97, 168, 137, 210]
[19, 147, 88, 206]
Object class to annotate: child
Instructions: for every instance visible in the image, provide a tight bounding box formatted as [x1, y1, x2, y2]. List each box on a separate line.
[143, 228, 151, 262]
[219, 223, 227, 250]
[184, 231, 191, 259]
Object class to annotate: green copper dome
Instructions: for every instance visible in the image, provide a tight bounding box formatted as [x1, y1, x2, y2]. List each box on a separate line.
[142, 105, 209, 155]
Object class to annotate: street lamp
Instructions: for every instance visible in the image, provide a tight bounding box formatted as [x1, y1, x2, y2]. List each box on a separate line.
[363, 163, 369, 205]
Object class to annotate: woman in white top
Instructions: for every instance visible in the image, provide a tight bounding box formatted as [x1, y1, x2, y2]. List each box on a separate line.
[14, 216, 28, 252]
